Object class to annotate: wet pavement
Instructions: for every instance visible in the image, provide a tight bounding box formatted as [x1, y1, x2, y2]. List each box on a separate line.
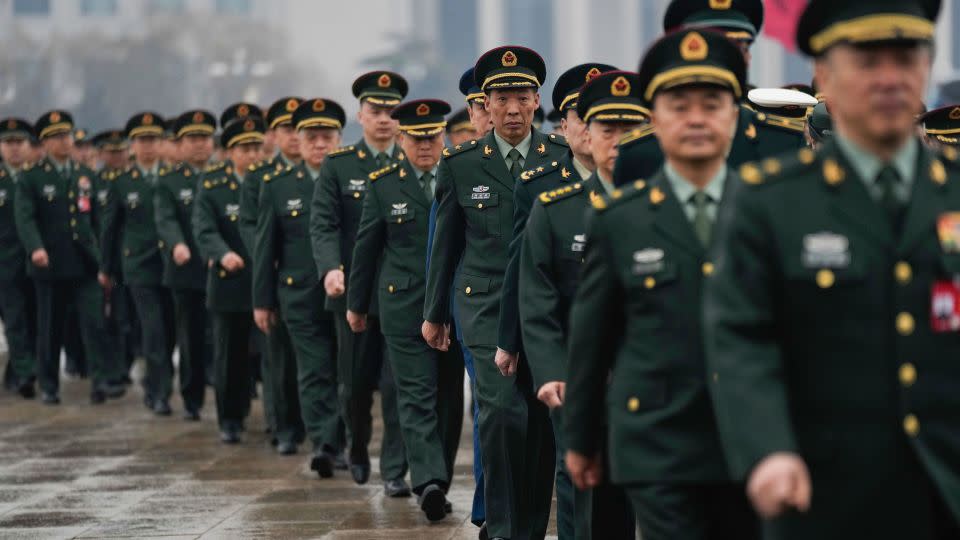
[0, 362, 559, 539]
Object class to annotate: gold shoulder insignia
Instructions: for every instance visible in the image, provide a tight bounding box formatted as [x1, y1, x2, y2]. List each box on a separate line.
[443, 140, 480, 159]
[930, 159, 947, 185]
[822, 158, 845, 185]
[739, 162, 764, 185]
[618, 124, 656, 146]
[540, 182, 585, 206]
[547, 133, 569, 147]
[328, 145, 356, 158]
[942, 146, 959, 163]
[590, 190, 607, 210]
[159, 167, 168, 176]
[203, 180, 213, 189]
[761, 158, 781, 176]
[798, 147, 815, 165]
[521, 161, 561, 183]
[758, 113, 806, 133]
[248, 163, 258, 172]
[369, 163, 398, 181]
[263, 173, 272, 183]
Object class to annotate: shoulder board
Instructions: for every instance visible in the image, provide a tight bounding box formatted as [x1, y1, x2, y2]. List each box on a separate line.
[618, 124, 656, 146]
[204, 161, 226, 173]
[442, 139, 479, 158]
[23, 162, 34, 171]
[327, 145, 356, 158]
[591, 179, 648, 211]
[202, 176, 233, 190]
[938, 145, 960, 166]
[539, 182, 585, 206]
[248, 160, 264, 172]
[546, 133, 568, 147]
[738, 147, 817, 186]
[755, 112, 806, 134]
[520, 160, 562, 182]
[369, 163, 399, 181]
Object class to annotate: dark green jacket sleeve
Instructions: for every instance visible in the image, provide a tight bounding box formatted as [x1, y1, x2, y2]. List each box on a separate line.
[564, 210, 622, 457]
[310, 163, 343, 278]
[252, 182, 279, 309]
[347, 183, 385, 314]
[153, 180, 186, 252]
[99, 180, 123, 277]
[703, 183, 797, 479]
[239, 169, 260, 253]
[193, 187, 231, 265]
[519, 200, 565, 387]
[423, 159, 464, 324]
[13, 170, 43, 254]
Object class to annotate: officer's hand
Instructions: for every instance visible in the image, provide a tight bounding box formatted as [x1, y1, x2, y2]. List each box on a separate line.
[254, 308, 276, 334]
[747, 452, 812, 519]
[221, 252, 245, 273]
[97, 272, 113, 289]
[495, 348, 519, 377]
[422, 320, 449, 350]
[31, 248, 49, 268]
[537, 381, 565, 409]
[566, 450, 603, 490]
[172, 243, 191, 266]
[346, 310, 367, 333]
[324, 269, 345, 298]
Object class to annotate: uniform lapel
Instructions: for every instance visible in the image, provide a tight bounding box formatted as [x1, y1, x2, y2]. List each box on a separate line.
[397, 161, 430, 209]
[898, 146, 948, 256]
[523, 129, 553, 171]
[649, 170, 704, 258]
[557, 152, 581, 184]
[356, 139, 378, 176]
[479, 130, 519, 192]
[823, 140, 896, 250]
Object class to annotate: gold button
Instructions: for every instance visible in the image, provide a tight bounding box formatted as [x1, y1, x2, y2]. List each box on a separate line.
[219, 270, 226, 278]
[627, 397, 640, 412]
[899, 363, 917, 387]
[895, 261, 912, 284]
[388, 285, 395, 293]
[69, 204, 76, 212]
[465, 286, 472, 295]
[68, 191, 74, 198]
[644, 276, 656, 289]
[816, 269, 835, 289]
[477, 203, 483, 209]
[70, 218, 76, 227]
[229, 215, 237, 222]
[158, 240, 164, 248]
[286, 277, 293, 285]
[702, 262, 715, 276]
[291, 210, 298, 217]
[353, 192, 360, 199]
[123, 248, 130, 256]
[339, 264, 345, 271]
[896, 312, 915, 336]
[72, 233, 79, 240]
[903, 414, 920, 437]
[712, 372, 719, 383]
[397, 218, 402, 224]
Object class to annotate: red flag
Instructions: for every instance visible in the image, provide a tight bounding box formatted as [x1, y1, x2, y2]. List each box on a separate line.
[763, 0, 807, 51]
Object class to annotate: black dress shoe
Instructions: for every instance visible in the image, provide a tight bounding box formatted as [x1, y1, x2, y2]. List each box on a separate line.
[418, 484, 447, 522]
[384, 478, 411, 498]
[478, 522, 489, 540]
[444, 500, 452, 514]
[182, 409, 200, 421]
[220, 429, 241, 444]
[350, 462, 370, 485]
[90, 389, 106, 404]
[143, 395, 154, 410]
[41, 392, 60, 405]
[121, 375, 133, 385]
[17, 381, 36, 399]
[102, 382, 126, 399]
[334, 451, 348, 471]
[152, 399, 172, 416]
[310, 451, 334, 478]
[276, 441, 297, 455]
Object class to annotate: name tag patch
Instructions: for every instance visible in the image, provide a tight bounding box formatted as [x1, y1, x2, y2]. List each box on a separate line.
[286, 198, 302, 211]
[347, 179, 367, 192]
[632, 247, 665, 275]
[571, 233, 586, 252]
[802, 231, 850, 268]
[390, 203, 409, 216]
[471, 185, 491, 200]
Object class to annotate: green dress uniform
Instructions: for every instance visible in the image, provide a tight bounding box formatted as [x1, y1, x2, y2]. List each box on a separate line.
[154, 109, 216, 416]
[101, 112, 176, 412]
[254, 98, 348, 475]
[0, 119, 37, 396]
[423, 46, 563, 540]
[309, 73, 408, 485]
[15, 110, 116, 402]
[236, 99, 302, 447]
[704, 3, 960, 539]
[348, 100, 464, 520]
[194, 140, 256, 436]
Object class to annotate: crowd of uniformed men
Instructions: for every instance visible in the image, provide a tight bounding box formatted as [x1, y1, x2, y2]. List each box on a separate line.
[3, 0, 960, 538]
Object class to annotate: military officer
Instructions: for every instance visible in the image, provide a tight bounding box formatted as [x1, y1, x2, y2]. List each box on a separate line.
[93, 130, 130, 171]
[348, 99, 465, 522]
[154, 110, 216, 421]
[423, 46, 568, 540]
[919, 105, 960, 150]
[195, 116, 263, 444]
[309, 72, 408, 494]
[241, 97, 304, 455]
[254, 98, 346, 478]
[72, 128, 97, 170]
[705, 1, 960, 538]
[563, 32, 762, 539]
[446, 107, 477, 147]
[613, 0, 806, 185]
[15, 110, 122, 404]
[460, 67, 492, 138]
[100, 112, 177, 416]
[0, 118, 38, 398]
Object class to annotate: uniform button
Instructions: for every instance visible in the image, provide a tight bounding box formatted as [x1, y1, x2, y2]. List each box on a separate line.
[477, 203, 484, 209]
[397, 218, 402, 224]
[388, 284, 395, 293]
[291, 210, 298, 217]
[702, 262, 715, 276]
[70, 218, 76, 227]
[219, 270, 226, 278]
[903, 414, 920, 437]
[644, 276, 656, 289]
[816, 269, 835, 289]
[465, 286, 472, 295]
[229, 215, 237, 221]
[895, 261, 912, 284]
[286, 277, 293, 285]
[896, 312, 915, 336]
[69, 205, 76, 213]
[353, 192, 360, 199]
[158, 240, 164, 248]
[72, 233, 79, 240]
[899, 363, 917, 387]
[339, 264, 345, 271]
[123, 248, 130, 256]
[627, 397, 640, 412]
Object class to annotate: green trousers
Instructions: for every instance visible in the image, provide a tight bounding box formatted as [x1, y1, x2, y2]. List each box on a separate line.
[129, 285, 175, 401]
[212, 311, 252, 428]
[173, 290, 208, 412]
[627, 482, 758, 540]
[0, 276, 36, 385]
[263, 316, 304, 444]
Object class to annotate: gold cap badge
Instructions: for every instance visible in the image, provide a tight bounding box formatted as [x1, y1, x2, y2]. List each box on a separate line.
[586, 67, 601, 82]
[192, 111, 205, 123]
[950, 107, 960, 121]
[611, 76, 631, 97]
[823, 159, 845, 185]
[312, 99, 326, 112]
[238, 104, 250, 117]
[143, 113, 153, 125]
[243, 119, 255, 131]
[709, 0, 732, 9]
[416, 103, 431, 116]
[285, 99, 298, 112]
[501, 50, 517, 67]
[50, 111, 61, 123]
[378, 74, 392, 88]
[680, 32, 709, 61]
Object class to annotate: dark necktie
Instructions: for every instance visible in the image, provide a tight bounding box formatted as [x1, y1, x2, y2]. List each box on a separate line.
[507, 148, 523, 178]
[876, 165, 904, 234]
[690, 191, 712, 248]
[421, 171, 434, 201]
[376, 153, 389, 170]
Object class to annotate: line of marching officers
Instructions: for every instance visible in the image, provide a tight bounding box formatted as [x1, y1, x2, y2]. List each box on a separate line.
[4, 0, 960, 538]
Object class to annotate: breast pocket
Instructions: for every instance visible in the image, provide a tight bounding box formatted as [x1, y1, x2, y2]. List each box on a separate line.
[387, 207, 418, 243]
[281, 207, 309, 238]
[460, 191, 501, 237]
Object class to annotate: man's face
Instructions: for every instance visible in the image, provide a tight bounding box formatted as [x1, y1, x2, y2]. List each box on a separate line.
[561, 109, 590, 159]
[652, 86, 739, 163]
[357, 101, 398, 143]
[131, 135, 161, 164]
[0, 137, 30, 166]
[262, 129, 276, 158]
[42, 132, 73, 161]
[227, 142, 262, 172]
[398, 132, 443, 171]
[586, 121, 642, 179]
[485, 88, 539, 141]
[817, 44, 931, 146]
[467, 101, 492, 136]
[298, 127, 341, 168]
[274, 124, 301, 159]
[161, 138, 178, 163]
[99, 148, 128, 170]
[178, 133, 214, 165]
